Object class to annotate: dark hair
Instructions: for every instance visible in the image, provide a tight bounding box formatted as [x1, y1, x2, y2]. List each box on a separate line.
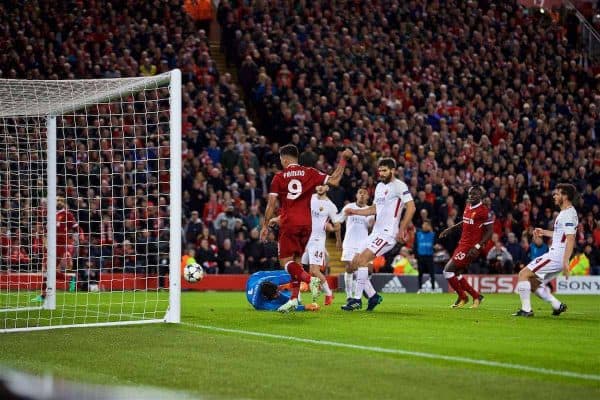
[279, 144, 299, 159]
[378, 157, 396, 169]
[260, 281, 278, 300]
[556, 183, 576, 202]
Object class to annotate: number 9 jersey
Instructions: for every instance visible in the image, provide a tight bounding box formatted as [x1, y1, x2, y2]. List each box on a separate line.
[269, 163, 329, 227]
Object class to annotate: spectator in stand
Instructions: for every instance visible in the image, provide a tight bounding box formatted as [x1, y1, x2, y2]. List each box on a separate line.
[197, 238, 218, 274]
[529, 234, 550, 261]
[260, 229, 280, 271]
[184, 211, 204, 244]
[486, 241, 514, 275]
[505, 232, 528, 272]
[218, 238, 244, 274]
[215, 218, 235, 249]
[213, 204, 240, 231]
[584, 241, 600, 276]
[244, 228, 264, 273]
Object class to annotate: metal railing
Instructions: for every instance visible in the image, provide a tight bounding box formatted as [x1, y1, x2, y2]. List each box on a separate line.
[564, 0, 600, 63]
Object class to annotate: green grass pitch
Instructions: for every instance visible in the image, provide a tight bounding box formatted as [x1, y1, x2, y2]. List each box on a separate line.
[1, 292, 599, 399]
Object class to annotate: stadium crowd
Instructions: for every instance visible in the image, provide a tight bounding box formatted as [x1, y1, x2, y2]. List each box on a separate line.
[218, 0, 600, 274]
[0, 0, 599, 277]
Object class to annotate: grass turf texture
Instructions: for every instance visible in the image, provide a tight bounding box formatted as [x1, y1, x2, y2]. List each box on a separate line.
[1, 292, 599, 399]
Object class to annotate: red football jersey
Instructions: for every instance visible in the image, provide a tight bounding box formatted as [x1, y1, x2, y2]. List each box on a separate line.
[457, 202, 494, 248]
[269, 164, 328, 227]
[56, 209, 78, 245]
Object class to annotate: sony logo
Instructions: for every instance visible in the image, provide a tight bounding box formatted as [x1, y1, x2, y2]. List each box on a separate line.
[558, 281, 600, 290]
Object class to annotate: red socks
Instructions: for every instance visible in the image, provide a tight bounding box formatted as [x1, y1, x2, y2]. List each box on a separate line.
[459, 277, 480, 299]
[285, 261, 311, 284]
[447, 276, 467, 300]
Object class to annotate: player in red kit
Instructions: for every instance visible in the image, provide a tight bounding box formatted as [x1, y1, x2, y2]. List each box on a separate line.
[34, 197, 84, 302]
[439, 186, 493, 308]
[260, 144, 352, 312]
[56, 197, 80, 270]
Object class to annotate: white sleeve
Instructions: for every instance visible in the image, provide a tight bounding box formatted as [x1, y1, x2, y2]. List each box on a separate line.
[333, 205, 348, 223]
[398, 181, 413, 203]
[328, 202, 339, 221]
[563, 212, 578, 235]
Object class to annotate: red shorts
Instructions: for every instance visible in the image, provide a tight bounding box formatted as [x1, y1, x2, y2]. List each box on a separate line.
[278, 225, 311, 259]
[56, 243, 74, 259]
[451, 246, 475, 269]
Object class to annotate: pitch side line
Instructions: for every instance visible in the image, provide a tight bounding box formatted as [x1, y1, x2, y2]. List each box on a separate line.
[183, 322, 600, 382]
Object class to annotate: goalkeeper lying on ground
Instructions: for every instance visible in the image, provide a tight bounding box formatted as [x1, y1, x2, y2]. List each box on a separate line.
[246, 270, 320, 312]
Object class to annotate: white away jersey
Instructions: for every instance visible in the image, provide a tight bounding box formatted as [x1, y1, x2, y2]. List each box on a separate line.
[549, 206, 578, 255]
[372, 179, 413, 237]
[308, 194, 339, 243]
[336, 202, 374, 248]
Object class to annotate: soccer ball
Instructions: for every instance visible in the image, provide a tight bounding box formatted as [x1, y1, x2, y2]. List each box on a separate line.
[183, 263, 204, 283]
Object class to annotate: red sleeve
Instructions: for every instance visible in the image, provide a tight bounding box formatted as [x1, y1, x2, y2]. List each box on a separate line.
[269, 173, 282, 196]
[306, 167, 327, 190]
[480, 207, 494, 227]
[68, 212, 79, 230]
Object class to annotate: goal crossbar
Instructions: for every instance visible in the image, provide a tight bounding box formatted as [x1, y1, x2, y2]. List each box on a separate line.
[0, 73, 172, 118]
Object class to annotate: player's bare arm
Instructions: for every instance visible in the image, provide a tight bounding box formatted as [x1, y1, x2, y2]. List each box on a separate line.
[439, 221, 463, 239]
[261, 194, 278, 241]
[327, 148, 353, 186]
[397, 200, 416, 242]
[268, 216, 281, 227]
[325, 221, 339, 232]
[533, 227, 553, 238]
[333, 222, 342, 250]
[467, 222, 493, 258]
[563, 233, 575, 279]
[345, 204, 376, 216]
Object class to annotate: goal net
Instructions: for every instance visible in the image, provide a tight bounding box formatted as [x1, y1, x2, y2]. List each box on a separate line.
[0, 70, 181, 332]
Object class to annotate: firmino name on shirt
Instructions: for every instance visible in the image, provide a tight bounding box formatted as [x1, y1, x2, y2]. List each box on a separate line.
[284, 170, 305, 178]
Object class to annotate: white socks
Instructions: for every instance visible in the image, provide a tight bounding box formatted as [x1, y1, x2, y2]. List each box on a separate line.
[516, 281, 532, 312]
[535, 285, 561, 310]
[364, 278, 376, 298]
[352, 267, 376, 299]
[353, 267, 369, 300]
[344, 272, 354, 299]
[322, 280, 333, 296]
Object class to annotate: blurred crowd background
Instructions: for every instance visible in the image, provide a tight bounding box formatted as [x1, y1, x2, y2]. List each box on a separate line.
[0, 0, 598, 277]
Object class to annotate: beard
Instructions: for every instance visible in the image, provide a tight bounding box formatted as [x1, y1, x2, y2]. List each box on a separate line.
[379, 174, 391, 183]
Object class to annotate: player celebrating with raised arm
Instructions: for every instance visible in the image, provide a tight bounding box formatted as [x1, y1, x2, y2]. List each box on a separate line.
[341, 158, 416, 311]
[513, 183, 577, 317]
[260, 144, 353, 313]
[335, 187, 374, 301]
[439, 186, 493, 309]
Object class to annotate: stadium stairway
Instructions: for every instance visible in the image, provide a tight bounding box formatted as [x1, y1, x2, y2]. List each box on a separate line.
[326, 236, 346, 275]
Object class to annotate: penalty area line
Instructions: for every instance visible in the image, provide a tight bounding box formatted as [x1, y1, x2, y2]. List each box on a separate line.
[183, 322, 600, 382]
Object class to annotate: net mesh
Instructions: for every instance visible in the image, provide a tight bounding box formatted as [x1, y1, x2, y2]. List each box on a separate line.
[0, 73, 178, 331]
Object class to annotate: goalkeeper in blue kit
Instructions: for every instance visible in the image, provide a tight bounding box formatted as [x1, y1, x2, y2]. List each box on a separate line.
[246, 270, 319, 312]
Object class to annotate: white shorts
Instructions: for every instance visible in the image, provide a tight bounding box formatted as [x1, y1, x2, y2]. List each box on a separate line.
[366, 232, 396, 256]
[526, 254, 563, 284]
[301, 241, 327, 267]
[341, 243, 367, 262]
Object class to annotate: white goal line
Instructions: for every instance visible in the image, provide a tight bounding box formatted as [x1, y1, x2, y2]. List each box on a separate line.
[183, 322, 600, 382]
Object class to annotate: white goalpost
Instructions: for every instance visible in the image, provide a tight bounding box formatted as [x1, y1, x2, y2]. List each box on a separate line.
[0, 70, 181, 332]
